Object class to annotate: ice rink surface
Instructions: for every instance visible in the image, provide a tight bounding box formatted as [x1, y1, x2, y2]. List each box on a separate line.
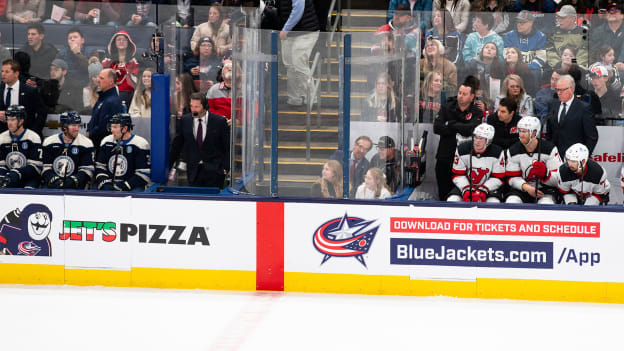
[2, 284, 624, 350]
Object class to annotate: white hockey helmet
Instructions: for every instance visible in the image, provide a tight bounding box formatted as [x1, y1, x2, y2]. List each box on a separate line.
[473, 123, 495, 145]
[517, 116, 541, 138]
[565, 143, 589, 165]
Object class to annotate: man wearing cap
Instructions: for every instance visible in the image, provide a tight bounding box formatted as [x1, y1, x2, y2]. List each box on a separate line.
[372, 5, 419, 56]
[546, 5, 588, 68]
[590, 3, 624, 71]
[42, 59, 83, 113]
[589, 65, 622, 120]
[503, 11, 547, 70]
[386, 0, 432, 32]
[370, 136, 400, 193]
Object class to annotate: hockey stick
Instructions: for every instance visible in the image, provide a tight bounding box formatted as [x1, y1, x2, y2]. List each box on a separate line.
[111, 139, 122, 184]
[534, 135, 541, 204]
[469, 134, 473, 202]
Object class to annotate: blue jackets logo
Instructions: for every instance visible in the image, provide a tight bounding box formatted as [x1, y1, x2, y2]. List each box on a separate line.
[313, 213, 379, 267]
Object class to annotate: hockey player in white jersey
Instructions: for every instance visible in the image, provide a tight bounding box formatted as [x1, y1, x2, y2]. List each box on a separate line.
[558, 143, 610, 205]
[448, 123, 506, 202]
[505, 116, 562, 204]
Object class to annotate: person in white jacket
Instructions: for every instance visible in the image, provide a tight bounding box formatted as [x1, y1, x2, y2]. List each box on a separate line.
[129, 68, 153, 118]
[356, 168, 392, 199]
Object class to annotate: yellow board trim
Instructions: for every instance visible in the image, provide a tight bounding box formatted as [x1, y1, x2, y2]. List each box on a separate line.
[285, 272, 624, 304]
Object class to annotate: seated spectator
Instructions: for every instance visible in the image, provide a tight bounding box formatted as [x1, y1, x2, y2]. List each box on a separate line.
[329, 135, 373, 197]
[503, 11, 547, 72]
[6, 0, 45, 23]
[589, 65, 621, 121]
[310, 160, 343, 198]
[102, 30, 140, 107]
[433, 0, 470, 33]
[511, 0, 556, 30]
[462, 13, 504, 64]
[184, 36, 221, 93]
[43, 0, 75, 24]
[568, 64, 601, 117]
[82, 58, 103, 113]
[419, 71, 443, 123]
[587, 44, 622, 93]
[495, 74, 535, 117]
[462, 42, 506, 105]
[386, 0, 432, 32]
[125, 0, 157, 27]
[74, 0, 123, 25]
[362, 72, 399, 122]
[504, 46, 536, 96]
[473, 0, 510, 34]
[374, 5, 420, 56]
[57, 27, 90, 84]
[535, 69, 563, 118]
[18, 24, 58, 82]
[189, 4, 232, 57]
[43, 59, 83, 113]
[553, 44, 578, 73]
[206, 60, 232, 123]
[546, 5, 588, 68]
[590, 3, 624, 73]
[129, 68, 154, 118]
[174, 73, 195, 122]
[421, 38, 457, 95]
[355, 168, 392, 200]
[369, 136, 401, 193]
[487, 97, 521, 150]
[425, 9, 463, 64]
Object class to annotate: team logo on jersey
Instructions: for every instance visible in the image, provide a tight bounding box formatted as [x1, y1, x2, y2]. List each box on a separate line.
[510, 126, 518, 134]
[313, 213, 379, 267]
[465, 113, 472, 120]
[21, 141, 28, 150]
[53, 155, 75, 176]
[6, 151, 27, 169]
[108, 155, 128, 177]
[471, 168, 490, 184]
[17, 241, 41, 256]
[71, 146, 79, 155]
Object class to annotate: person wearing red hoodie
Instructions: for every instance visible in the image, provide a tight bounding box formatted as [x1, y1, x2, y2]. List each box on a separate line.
[102, 30, 140, 107]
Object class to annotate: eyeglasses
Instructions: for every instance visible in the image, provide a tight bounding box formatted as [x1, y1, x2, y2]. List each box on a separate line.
[555, 87, 571, 93]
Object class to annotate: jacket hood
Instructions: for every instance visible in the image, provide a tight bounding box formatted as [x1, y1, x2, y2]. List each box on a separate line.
[107, 30, 136, 58]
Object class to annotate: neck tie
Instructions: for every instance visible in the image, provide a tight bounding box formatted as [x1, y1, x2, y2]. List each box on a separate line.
[196, 119, 203, 148]
[5, 87, 11, 107]
[559, 102, 567, 124]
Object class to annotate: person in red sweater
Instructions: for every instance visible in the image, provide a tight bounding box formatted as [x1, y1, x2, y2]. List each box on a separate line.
[206, 60, 232, 125]
[102, 30, 139, 108]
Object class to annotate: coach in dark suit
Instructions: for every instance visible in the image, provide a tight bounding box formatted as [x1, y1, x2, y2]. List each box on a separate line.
[170, 92, 230, 188]
[0, 59, 47, 136]
[546, 74, 599, 155]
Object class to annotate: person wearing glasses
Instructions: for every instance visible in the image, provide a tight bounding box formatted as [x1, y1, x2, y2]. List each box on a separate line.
[590, 3, 624, 72]
[329, 135, 373, 197]
[545, 74, 598, 156]
[546, 5, 588, 68]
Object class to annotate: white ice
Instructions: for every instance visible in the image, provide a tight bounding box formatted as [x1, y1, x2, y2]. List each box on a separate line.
[2, 284, 623, 350]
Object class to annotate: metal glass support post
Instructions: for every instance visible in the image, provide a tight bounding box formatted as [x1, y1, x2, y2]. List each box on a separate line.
[270, 31, 279, 197]
[342, 34, 351, 199]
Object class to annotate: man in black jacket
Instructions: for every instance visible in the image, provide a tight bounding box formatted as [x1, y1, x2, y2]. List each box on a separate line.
[170, 93, 230, 188]
[433, 82, 483, 200]
[487, 97, 521, 151]
[18, 24, 58, 81]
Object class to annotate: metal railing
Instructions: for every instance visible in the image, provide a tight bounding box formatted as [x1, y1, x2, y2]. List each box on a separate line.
[305, 52, 322, 160]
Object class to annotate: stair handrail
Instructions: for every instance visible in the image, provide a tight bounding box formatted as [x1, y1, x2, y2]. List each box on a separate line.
[306, 51, 322, 161]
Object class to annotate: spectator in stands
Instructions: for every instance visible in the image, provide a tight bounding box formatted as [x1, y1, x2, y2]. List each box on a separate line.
[433, 0, 470, 33]
[362, 72, 399, 122]
[74, 0, 123, 25]
[125, 0, 157, 27]
[511, 0, 556, 30]
[568, 64, 601, 118]
[329, 135, 373, 197]
[172, 0, 199, 27]
[588, 44, 622, 94]
[425, 9, 463, 64]
[310, 160, 343, 198]
[370, 136, 401, 193]
[45, 59, 83, 113]
[82, 58, 102, 113]
[546, 5, 588, 68]
[553, 44, 578, 73]
[419, 71, 443, 123]
[174, 73, 194, 121]
[433, 80, 482, 200]
[462, 13, 504, 63]
[487, 97, 520, 150]
[206, 60, 232, 123]
[43, 0, 75, 24]
[462, 42, 506, 104]
[535, 69, 562, 118]
[355, 168, 392, 199]
[102, 30, 140, 107]
[129, 68, 154, 119]
[6, 0, 45, 23]
[495, 74, 534, 117]
[57, 27, 89, 84]
[387, 0, 432, 32]
[374, 5, 420, 56]
[503, 11, 547, 73]
[473, 0, 509, 34]
[504, 47, 535, 95]
[421, 38, 457, 96]
[184, 36, 221, 93]
[87, 68, 124, 150]
[589, 65, 621, 121]
[190, 4, 232, 57]
[590, 3, 624, 72]
[19, 24, 58, 82]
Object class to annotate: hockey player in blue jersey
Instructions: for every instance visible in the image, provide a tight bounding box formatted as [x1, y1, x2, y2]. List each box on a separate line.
[41, 111, 95, 189]
[95, 113, 150, 191]
[0, 203, 52, 256]
[0, 105, 43, 188]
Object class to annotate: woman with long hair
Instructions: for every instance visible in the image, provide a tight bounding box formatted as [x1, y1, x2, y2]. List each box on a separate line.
[355, 168, 392, 199]
[424, 9, 463, 64]
[556, 44, 578, 73]
[362, 72, 398, 122]
[495, 74, 535, 116]
[462, 42, 506, 104]
[421, 38, 457, 94]
[588, 44, 622, 92]
[433, 0, 471, 32]
[189, 4, 231, 57]
[129, 68, 154, 118]
[504, 46, 536, 95]
[419, 71, 443, 123]
[174, 73, 195, 120]
[473, 0, 509, 33]
[310, 160, 343, 198]
[102, 30, 140, 107]
[82, 57, 102, 113]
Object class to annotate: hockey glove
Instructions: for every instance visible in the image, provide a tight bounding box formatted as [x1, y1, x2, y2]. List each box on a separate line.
[48, 176, 64, 189]
[462, 187, 474, 202]
[527, 160, 547, 180]
[3, 171, 20, 187]
[63, 176, 79, 189]
[113, 181, 131, 192]
[471, 190, 487, 202]
[98, 179, 113, 191]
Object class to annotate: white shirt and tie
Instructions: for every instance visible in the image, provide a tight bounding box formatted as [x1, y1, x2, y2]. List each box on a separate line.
[192, 112, 208, 146]
[3, 80, 19, 107]
[558, 96, 574, 124]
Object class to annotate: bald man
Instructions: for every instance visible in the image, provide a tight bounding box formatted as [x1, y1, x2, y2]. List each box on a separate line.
[87, 68, 124, 149]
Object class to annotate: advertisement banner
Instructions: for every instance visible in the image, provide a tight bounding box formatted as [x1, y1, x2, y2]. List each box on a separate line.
[285, 203, 624, 283]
